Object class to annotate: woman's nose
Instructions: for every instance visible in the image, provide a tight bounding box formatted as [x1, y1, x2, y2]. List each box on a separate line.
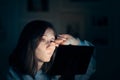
[49, 41, 57, 47]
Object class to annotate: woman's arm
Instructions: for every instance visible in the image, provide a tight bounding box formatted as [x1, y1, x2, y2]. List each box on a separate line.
[55, 34, 94, 46]
[55, 34, 96, 80]
[55, 34, 80, 46]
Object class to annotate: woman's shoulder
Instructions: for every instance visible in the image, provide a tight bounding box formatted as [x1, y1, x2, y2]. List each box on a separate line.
[6, 67, 56, 80]
[5, 66, 22, 80]
[6, 66, 33, 80]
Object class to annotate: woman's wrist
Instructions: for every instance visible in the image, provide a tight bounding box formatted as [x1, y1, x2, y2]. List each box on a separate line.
[75, 38, 80, 45]
[70, 37, 80, 45]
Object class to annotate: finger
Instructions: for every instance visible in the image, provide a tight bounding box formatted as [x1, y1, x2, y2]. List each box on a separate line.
[57, 36, 66, 40]
[53, 43, 59, 47]
[54, 39, 64, 45]
[58, 34, 72, 39]
[60, 40, 70, 45]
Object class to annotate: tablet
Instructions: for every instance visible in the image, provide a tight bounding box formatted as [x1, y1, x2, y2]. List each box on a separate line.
[47, 45, 95, 75]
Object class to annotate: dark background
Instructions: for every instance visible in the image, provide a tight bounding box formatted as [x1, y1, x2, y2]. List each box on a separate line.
[0, 0, 120, 80]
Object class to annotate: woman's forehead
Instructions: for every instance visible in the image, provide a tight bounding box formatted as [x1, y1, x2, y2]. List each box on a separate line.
[43, 28, 55, 38]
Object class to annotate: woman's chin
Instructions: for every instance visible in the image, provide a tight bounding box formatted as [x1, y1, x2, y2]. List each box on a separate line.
[37, 57, 51, 63]
[43, 58, 51, 62]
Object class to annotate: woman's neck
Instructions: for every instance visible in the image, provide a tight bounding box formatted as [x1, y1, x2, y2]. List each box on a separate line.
[37, 61, 44, 71]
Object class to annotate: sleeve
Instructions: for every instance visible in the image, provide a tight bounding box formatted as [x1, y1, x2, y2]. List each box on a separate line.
[75, 39, 96, 80]
[79, 39, 94, 46]
[75, 55, 96, 80]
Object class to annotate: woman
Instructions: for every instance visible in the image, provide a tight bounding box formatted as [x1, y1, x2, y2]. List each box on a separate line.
[6, 20, 95, 80]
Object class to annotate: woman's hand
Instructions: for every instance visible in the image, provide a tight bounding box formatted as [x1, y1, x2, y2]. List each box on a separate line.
[55, 34, 80, 46]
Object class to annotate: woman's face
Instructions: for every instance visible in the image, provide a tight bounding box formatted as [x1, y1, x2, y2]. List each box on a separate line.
[35, 28, 56, 62]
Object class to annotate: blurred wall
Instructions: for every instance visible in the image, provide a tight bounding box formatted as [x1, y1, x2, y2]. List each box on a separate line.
[0, 0, 120, 80]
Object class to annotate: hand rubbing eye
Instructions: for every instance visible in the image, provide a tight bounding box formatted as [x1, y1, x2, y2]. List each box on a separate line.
[50, 40, 55, 43]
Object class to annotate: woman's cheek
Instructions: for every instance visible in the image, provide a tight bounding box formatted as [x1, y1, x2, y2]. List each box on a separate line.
[47, 44, 56, 53]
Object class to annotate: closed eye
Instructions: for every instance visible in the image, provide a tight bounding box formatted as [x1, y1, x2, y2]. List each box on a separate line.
[50, 39, 55, 43]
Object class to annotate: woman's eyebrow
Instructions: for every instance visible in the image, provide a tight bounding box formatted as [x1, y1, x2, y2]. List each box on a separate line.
[43, 35, 55, 40]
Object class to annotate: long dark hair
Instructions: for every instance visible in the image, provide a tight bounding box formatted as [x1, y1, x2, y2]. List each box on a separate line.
[9, 20, 57, 77]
